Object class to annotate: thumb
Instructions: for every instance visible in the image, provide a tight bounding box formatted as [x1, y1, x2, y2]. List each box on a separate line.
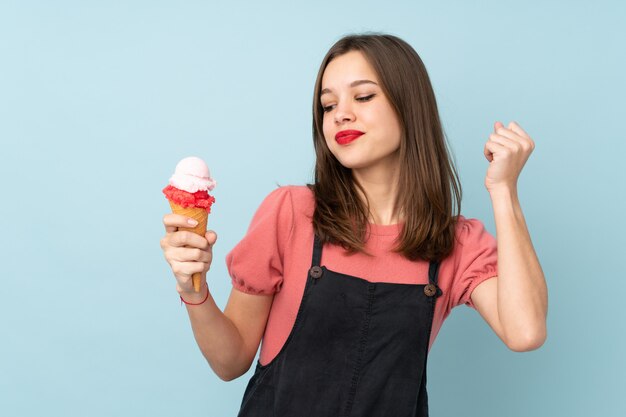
[494, 121, 504, 131]
[205, 230, 218, 245]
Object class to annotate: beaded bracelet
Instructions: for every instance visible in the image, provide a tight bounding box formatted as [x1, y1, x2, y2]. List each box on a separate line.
[180, 284, 209, 306]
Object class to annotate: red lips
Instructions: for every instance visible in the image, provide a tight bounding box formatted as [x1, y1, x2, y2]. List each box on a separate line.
[335, 129, 364, 145]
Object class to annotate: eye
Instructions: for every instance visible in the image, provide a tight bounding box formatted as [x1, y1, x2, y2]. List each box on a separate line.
[356, 94, 376, 102]
[321, 94, 376, 113]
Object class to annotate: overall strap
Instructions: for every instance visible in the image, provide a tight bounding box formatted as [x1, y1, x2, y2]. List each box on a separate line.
[428, 260, 441, 286]
[311, 233, 323, 267]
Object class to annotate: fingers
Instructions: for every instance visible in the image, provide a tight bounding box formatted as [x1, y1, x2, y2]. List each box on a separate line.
[161, 229, 216, 260]
[161, 215, 215, 292]
[163, 213, 201, 234]
[491, 120, 535, 154]
[170, 246, 211, 263]
[492, 120, 520, 140]
[165, 231, 208, 250]
[508, 121, 531, 139]
[484, 140, 506, 161]
[486, 121, 516, 162]
[483, 144, 493, 162]
[171, 260, 208, 280]
[205, 230, 218, 246]
[488, 132, 520, 150]
[493, 121, 532, 141]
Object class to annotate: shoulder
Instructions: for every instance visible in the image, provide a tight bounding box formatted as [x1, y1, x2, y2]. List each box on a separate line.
[446, 214, 497, 270]
[259, 184, 312, 200]
[453, 215, 495, 246]
[273, 184, 314, 201]
[259, 185, 314, 216]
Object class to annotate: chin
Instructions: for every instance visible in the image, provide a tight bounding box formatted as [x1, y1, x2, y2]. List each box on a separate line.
[329, 146, 376, 170]
[334, 157, 369, 170]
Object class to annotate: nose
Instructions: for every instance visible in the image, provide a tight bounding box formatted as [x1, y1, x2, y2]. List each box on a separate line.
[334, 99, 355, 124]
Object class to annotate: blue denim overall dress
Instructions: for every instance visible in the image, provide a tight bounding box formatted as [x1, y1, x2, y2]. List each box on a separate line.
[237, 234, 443, 417]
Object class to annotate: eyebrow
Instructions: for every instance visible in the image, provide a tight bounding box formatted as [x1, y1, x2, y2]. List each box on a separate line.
[320, 79, 378, 96]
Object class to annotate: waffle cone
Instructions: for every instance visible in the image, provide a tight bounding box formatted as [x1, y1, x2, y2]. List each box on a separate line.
[169, 201, 209, 292]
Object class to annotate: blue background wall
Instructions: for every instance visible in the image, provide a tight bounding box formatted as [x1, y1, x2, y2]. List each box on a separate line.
[1, 1, 624, 415]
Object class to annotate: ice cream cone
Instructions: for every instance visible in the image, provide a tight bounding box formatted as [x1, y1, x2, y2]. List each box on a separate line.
[163, 156, 216, 294]
[169, 201, 208, 292]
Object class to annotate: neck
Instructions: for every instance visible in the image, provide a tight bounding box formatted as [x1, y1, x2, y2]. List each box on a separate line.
[352, 162, 402, 226]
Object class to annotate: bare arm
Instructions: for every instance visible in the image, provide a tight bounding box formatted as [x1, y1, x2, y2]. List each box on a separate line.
[181, 284, 273, 381]
[472, 188, 548, 351]
[472, 121, 548, 352]
[161, 213, 273, 381]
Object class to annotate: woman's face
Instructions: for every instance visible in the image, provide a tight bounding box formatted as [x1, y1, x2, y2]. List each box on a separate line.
[320, 50, 402, 174]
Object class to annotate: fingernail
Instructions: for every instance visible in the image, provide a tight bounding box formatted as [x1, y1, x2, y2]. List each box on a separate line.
[188, 219, 198, 226]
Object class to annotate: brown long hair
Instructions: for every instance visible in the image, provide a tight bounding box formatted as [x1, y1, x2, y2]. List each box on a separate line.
[308, 32, 462, 262]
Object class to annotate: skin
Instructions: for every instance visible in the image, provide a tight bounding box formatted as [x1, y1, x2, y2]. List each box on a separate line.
[159, 50, 547, 382]
[473, 121, 548, 351]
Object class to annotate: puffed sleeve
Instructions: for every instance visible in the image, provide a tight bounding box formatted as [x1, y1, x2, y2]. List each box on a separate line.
[225, 186, 294, 295]
[449, 216, 498, 309]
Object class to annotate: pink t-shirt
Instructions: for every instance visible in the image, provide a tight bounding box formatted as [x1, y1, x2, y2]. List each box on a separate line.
[226, 186, 498, 366]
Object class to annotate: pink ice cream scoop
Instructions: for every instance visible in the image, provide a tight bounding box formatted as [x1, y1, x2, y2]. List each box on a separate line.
[169, 156, 217, 193]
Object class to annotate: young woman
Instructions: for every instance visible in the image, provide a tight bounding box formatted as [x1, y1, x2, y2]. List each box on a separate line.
[160, 33, 547, 416]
